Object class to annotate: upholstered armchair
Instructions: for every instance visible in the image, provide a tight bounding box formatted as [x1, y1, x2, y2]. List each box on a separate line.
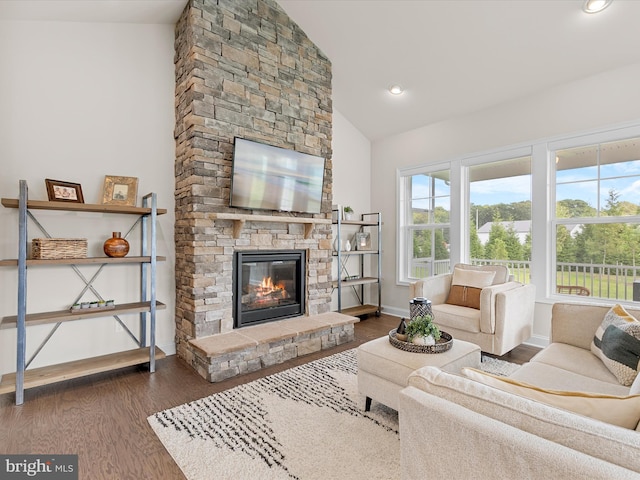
[409, 263, 536, 356]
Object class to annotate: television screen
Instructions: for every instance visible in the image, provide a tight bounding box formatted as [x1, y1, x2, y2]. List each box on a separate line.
[230, 137, 325, 214]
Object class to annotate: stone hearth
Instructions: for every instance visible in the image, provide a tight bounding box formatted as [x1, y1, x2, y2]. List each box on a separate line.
[173, 0, 340, 381]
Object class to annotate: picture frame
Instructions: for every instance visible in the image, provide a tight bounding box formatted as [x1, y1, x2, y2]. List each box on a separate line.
[102, 175, 138, 206]
[354, 232, 371, 250]
[45, 179, 85, 203]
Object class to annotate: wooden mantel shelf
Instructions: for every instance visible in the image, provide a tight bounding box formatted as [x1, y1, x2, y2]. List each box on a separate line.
[209, 213, 331, 239]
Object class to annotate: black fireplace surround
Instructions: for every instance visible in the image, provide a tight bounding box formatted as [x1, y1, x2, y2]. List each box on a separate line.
[233, 250, 306, 328]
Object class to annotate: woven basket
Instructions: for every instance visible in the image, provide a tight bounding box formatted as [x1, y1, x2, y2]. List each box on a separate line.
[32, 238, 88, 259]
[388, 329, 453, 354]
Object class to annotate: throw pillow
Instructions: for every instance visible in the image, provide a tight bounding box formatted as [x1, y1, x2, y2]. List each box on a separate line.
[445, 267, 496, 310]
[590, 304, 640, 386]
[462, 367, 640, 429]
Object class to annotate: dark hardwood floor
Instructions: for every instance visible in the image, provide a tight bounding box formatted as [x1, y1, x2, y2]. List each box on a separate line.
[0, 313, 539, 479]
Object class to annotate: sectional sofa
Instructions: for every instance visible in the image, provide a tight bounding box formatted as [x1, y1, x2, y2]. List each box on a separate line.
[398, 302, 640, 479]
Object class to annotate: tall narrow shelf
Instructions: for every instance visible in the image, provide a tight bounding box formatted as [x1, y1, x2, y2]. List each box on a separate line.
[332, 211, 382, 317]
[0, 180, 166, 404]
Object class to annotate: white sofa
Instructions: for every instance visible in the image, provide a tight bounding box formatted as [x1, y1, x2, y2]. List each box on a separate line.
[398, 302, 640, 479]
[409, 263, 536, 355]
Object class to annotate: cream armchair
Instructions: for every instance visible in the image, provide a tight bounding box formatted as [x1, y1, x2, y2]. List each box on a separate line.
[409, 264, 536, 356]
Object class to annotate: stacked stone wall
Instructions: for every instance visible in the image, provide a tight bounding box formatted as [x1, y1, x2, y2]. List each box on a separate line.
[174, 0, 333, 369]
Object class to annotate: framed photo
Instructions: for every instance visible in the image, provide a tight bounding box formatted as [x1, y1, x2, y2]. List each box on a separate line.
[354, 232, 371, 250]
[102, 175, 138, 206]
[45, 179, 84, 203]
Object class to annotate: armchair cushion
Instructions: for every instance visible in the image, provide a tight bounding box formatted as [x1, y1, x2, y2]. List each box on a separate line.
[445, 267, 496, 309]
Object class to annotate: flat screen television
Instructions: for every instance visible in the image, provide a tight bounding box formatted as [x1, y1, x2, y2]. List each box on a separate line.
[230, 137, 326, 214]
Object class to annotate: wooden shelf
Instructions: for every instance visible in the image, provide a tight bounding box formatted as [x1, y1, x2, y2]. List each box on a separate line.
[332, 277, 379, 288]
[0, 256, 166, 267]
[0, 347, 166, 394]
[210, 212, 331, 239]
[333, 250, 379, 256]
[332, 219, 379, 227]
[1, 301, 166, 329]
[341, 304, 380, 317]
[1, 198, 167, 215]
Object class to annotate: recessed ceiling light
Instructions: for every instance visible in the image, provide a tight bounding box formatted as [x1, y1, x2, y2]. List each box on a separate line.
[582, 0, 613, 14]
[388, 85, 404, 95]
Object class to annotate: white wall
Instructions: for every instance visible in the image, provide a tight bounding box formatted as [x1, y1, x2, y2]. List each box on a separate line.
[331, 110, 372, 310]
[372, 62, 640, 343]
[0, 20, 176, 375]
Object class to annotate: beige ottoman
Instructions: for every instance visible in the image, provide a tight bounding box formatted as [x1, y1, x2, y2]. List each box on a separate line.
[357, 335, 481, 411]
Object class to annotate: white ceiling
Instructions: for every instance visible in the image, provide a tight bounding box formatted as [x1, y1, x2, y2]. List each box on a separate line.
[3, 1, 640, 141]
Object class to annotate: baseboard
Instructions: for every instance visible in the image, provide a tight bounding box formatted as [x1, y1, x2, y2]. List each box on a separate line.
[380, 304, 406, 318]
[159, 342, 176, 356]
[524, 334, 549, 349]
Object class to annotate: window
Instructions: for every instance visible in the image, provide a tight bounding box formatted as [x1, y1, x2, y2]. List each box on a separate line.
[468, 156, 532, 284]
[553, 136, 640, 300]
[398, 168, 450, 282]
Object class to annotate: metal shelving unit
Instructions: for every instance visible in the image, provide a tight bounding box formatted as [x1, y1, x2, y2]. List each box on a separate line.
[0, 180, 166, 404]
[332, 211, 382, 317]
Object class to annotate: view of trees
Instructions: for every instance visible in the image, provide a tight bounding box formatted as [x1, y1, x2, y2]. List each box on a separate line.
[414, 190, 640, 267]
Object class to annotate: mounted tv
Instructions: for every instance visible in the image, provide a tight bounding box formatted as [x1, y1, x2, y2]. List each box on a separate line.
[230, 137, 325, 214]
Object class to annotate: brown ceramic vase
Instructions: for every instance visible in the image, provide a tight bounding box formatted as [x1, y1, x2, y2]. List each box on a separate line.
[103, 232, 129, 258]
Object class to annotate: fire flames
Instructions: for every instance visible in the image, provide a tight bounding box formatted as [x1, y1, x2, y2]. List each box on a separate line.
[256, 276, 287, 299]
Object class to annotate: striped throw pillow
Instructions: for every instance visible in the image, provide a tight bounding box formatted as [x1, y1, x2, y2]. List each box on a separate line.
[591, 304, 640, 386]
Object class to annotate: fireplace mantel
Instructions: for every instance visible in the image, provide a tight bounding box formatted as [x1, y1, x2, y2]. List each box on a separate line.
[209, 213, 331, 239]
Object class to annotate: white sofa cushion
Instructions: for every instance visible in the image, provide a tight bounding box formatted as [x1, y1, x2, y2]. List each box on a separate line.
[463, 367, 640, 429]
[510, 362, 630, 396]
[408, 366, 640, 472]
[528, 342, 621, 387]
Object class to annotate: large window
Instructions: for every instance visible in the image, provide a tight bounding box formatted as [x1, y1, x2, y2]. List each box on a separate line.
[468, 156, 532, 284]
[397, 126, 640, 303]
[398, 168, 450, 281]
[553, 136, 640, 300]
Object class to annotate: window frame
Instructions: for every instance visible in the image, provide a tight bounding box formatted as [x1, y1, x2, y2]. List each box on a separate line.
[395, 121, 640, 306]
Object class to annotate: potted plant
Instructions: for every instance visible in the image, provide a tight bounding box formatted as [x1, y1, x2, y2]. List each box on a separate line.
[343, 206, 354, 221]
[405, 314, 441, 346]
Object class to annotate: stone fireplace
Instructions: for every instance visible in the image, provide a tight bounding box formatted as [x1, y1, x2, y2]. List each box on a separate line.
[173, 0, 355, 382]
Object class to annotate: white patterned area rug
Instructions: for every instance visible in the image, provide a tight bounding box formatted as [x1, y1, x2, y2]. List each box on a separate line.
[148, 349, 519, 480]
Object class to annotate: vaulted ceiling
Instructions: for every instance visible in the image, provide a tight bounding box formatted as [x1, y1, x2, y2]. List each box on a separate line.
[3, 0, 640, 141]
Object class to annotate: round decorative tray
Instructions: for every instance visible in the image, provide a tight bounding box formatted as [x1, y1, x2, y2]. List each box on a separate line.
[388, 329, 453, 354]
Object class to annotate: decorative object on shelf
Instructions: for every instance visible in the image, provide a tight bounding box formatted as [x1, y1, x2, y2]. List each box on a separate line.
[106, 299, 115, 307]
[343, 206, 354, 221]
[354, 232, 371, 250]
[396, 317, 408, 341]
[344, 275, 361, 281]
[89, 301, 99, 308]
[81, 301, 90, 309]
[31, 238, 88, 259]
[71, 303, 80, 311]
[102, 175, 138, 206]
[388, 329, 453, 354]
[103, 231, 130, 258]
[405, 314, 441, 346]
[45, 179, 84, 203]
[332, 204, 342, 222]
[333, 236, 341, 253]
[344, 239, 351, 251]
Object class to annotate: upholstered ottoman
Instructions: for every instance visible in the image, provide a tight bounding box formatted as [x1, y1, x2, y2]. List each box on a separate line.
[357, 335, 481, 410]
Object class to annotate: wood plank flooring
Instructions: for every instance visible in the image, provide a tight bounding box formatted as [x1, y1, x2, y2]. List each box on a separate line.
[0, 313, 539, 479]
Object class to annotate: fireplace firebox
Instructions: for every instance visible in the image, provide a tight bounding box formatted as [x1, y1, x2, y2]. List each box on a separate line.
[233, 250, 306, 328]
